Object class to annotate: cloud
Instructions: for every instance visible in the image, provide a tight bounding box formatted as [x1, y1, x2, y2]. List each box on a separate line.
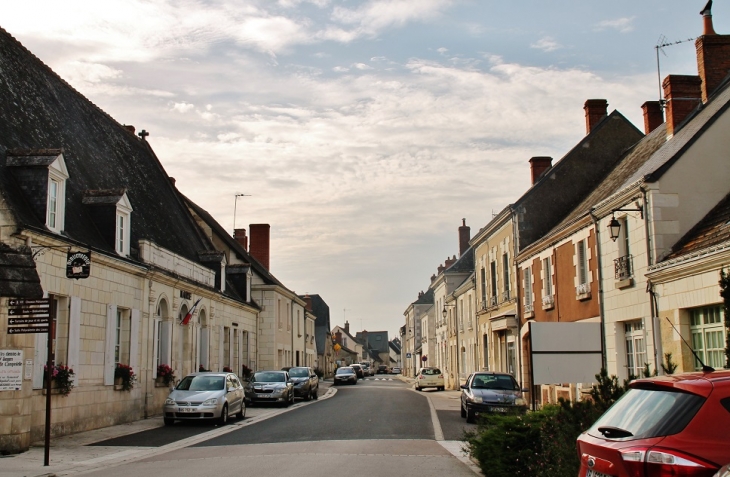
[172, 102, 195, 113]
[594, 17, 635, 33]
[329, 0, 453, 38]
[530, 36, 562, 52]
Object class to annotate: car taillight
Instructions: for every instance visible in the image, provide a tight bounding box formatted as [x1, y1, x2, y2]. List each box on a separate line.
[438, 374, 443, 378]
[419, 375, 425, 379]
[620, 447, 718, 477]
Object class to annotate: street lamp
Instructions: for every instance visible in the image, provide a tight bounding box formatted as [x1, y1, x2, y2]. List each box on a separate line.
[442, 303, 455, 319]
[607, 202, 644, 242]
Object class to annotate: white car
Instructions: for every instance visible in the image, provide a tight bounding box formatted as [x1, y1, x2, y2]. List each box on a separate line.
[415, 367, 444, 391]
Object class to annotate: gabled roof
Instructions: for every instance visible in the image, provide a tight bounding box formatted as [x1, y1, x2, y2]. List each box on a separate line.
[300, 294, 331, 356]
[445, 247, 474, 274]
[356, 331, 389, 354]
[411, 288, 434, 306]
[0, 27, 211, 265]
[664, 192, 730, 260]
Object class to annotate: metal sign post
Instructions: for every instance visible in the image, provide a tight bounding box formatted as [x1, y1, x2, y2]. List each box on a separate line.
[6, 298, 53, 465]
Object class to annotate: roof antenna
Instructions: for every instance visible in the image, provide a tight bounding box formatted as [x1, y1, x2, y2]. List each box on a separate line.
[654, 35, 696, 108]
[665, 317, 714, 373]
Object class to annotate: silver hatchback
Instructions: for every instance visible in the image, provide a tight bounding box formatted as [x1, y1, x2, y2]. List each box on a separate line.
[163, 372, 246, 426]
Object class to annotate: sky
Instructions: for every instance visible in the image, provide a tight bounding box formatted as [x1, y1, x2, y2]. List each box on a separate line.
[0, 1, 723, 340]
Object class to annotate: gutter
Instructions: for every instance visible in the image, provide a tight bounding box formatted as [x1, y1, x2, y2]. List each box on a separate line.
[589, 209, 608, 371]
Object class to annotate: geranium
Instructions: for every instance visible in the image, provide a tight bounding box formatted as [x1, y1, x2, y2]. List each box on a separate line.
[114, 363, 136, 391]
[43, 364, 75, 396]
[157, 364, 175, 385]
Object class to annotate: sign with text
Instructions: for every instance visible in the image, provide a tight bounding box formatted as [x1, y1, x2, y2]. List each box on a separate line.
[7, 298, 51, 334]
[0, 350, 23, 391]
[66, 251, 91, 279]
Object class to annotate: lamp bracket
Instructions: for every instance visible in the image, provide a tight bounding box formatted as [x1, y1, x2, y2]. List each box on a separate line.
[612, 201, 643, 220]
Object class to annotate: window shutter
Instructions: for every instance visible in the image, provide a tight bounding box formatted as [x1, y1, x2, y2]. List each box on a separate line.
[218, 326, 224, 371]
[200, 327, 209, 369]
[577, 241, 587, 285]
[67, 296, 81, 386]
[152, 318, 161, 378]
[129, 309, 140, 372]
[228, 327, 234, 368]
[524, 268, 532, 305]
[160, 321, 172, 366]
[104, 304, 117, 385]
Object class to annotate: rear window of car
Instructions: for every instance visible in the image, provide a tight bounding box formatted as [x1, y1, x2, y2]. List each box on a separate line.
[288, 368, 309, 377]
[422, 368, 441, 375]
[336, 367, 354, 374]
[253, 372, 286, 382]
[588, 387, 704, 440]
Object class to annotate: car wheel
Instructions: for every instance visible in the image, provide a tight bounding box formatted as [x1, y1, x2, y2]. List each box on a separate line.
[237, 401, 246, 420]
[416, 386, 421, 391]
[304, 388, 312, 401]
[312, 387, 319, 400]
[164, 417, 175, 426]
[460, 403, 466, 418]
[466, 406, 476, 424]
[219, 404, 229, 425]
[439, 386, 444, 391]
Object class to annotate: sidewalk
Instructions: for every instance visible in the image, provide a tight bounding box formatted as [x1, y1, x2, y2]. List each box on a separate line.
[0, 381, 335, 477]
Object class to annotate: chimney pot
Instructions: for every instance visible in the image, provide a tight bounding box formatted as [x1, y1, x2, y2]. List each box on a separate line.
[123, 125, 135, 134]
[529, 156, 553, 185]
[663, 75, 702, 137]
[458, 219, 471, 256]
[584, 99, 608, 134]
[233, 228, 248, 251]
[249, 224, 271, 270]
[641, 101, 664, 134]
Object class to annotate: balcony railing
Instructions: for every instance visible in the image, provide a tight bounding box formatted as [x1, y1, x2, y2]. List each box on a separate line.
[524, 303, 534, 314]
[614, 255, 633, 281]
[577, 282, 590, 295]
[489, 296, 497, 307]
[502, 289, 511, 302]
[542, 295, 555, 308]
[467, 320, 473, 330]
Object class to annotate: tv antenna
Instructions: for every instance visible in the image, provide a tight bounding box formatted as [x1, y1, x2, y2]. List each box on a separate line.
[655, 35, 696, 106]
[233, 193, 251, 233]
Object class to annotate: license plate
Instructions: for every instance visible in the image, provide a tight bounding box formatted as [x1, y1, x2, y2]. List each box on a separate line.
[586, 470, 612, 477]
[491, 407, 508, 413]
[256, 394, 273, 398]
[177, 407, 194, 413]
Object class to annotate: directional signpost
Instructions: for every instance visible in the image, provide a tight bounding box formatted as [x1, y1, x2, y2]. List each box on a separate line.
[6, 297, 53, 465]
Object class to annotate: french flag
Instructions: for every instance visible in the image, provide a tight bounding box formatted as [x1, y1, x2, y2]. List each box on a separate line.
[181, 298, 202, 325]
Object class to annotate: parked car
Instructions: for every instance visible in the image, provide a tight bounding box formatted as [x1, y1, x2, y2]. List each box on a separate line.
[391, 367, 401, 374]
[288, 366, 319, 401]
[163, 372, 245, 426]
[415, 367, 444, 391]
[576, 369, 730, 477]
[377, 365, 389, 374]
[360, 362, 373, 376]
[714, 464, 730, 477]
[350, 363, 365, 379]
[459, 372, 527, 423]
[244, 370, 294, 407]
[333, 366, 358, 385]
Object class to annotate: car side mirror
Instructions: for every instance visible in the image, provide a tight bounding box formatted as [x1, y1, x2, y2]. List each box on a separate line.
[460, 384, 468, 389]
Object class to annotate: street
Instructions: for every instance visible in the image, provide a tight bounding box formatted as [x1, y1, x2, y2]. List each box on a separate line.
[2, 377, 481, 477]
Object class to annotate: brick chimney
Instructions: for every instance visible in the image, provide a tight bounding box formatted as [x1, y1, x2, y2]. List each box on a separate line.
[249, 224, 270, 270]
[444, 255, 456, 269]
[169, 177, 176, 187]
[123, 125, 135, 134]
[233, 228, 248, 251]
[696, 2, 730, 102]
[344, 320, 350, 334]
[663, 75, 702, 137]
[529, 156, 552, 185]
[641, 101, 664, 134]
[335, 330, 342, 345]
[303, 294, 312, 312]
[458, 219, 470, 256]
[584, 99, 608, 134]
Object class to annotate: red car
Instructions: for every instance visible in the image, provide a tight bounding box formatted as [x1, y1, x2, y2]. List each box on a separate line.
[576, 369, 730, 477]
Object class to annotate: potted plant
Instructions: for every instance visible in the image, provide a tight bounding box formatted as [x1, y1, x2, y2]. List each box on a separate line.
[156, 364, 175, 387]
[43, 364, 75, 396]
[114, 363, 136, 391]
[222, 366, 232, 372]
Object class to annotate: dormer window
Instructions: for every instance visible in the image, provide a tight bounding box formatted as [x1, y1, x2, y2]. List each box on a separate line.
[46, 155, 69, 233]
[82, 189, 132, 256]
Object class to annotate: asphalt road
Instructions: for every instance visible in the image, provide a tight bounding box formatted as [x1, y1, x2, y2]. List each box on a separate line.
[68, 378, 481, 477]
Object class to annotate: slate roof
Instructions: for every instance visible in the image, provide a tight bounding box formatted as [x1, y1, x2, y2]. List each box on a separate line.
[356, 331, 389, 354]
[411, 288, 434, 305]
[303, 294, 332, 356]
[0, 244, 43, 298]
[514, 110, 643, 250]
[664, 192, 730, 260]
[546, 124, 668, 236]
[445, 247, 474, 274]
[0, 27, 212, 266]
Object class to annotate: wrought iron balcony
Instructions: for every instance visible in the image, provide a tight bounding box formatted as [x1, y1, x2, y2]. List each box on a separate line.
[577, 282, 590, 295]
[542, 295, 554, 308]
[614, 255, 633, 280]
[489, 296, 497, 307]
[502, 289, 511, 302]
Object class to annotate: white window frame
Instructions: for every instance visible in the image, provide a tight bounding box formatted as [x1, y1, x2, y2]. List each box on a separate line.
[46, 155, 69, 233]
[115, 193, 133, 256]
[523, 266, 533, 314]
[690, 306, 726, 370]
[542, 256, 554, 308]
[624, 320, 646, 378]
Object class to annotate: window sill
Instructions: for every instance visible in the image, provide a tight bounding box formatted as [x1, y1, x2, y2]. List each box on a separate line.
[523, 309, 534, 319]
[576, 292, 591, 301]
[542, 303, 555, 311]
[615, 278, 634, 290]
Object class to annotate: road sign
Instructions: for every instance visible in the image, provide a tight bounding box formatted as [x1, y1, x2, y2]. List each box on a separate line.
[8, 317, 50, 325]
[8, 307, 50, 316]
[7, 298, 51, 334]
[8, 327, 49, 334]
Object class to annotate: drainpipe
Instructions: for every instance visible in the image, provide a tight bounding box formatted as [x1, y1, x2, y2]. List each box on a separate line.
[589, 210, 608, 371]
[641, 186, 662, 373]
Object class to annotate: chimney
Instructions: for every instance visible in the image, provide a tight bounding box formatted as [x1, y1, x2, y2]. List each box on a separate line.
[584, 99, 608, 133]
[641, 101, 664, 134]
[169, 177, 176, 186]
[123, 125, 135, 134]
[696, 2, 730, 102]
[249, 224, 270, 270]
[458, 219, 470, 256]
[303, 294, 312, 312]
[335, 330, 342, 345]
[344, 321, 350, 334]
[444, 255, 456, 269]
[663, 75, 702, 137]
[233, 228, 248, 251]
[529, 156, 552, 185]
